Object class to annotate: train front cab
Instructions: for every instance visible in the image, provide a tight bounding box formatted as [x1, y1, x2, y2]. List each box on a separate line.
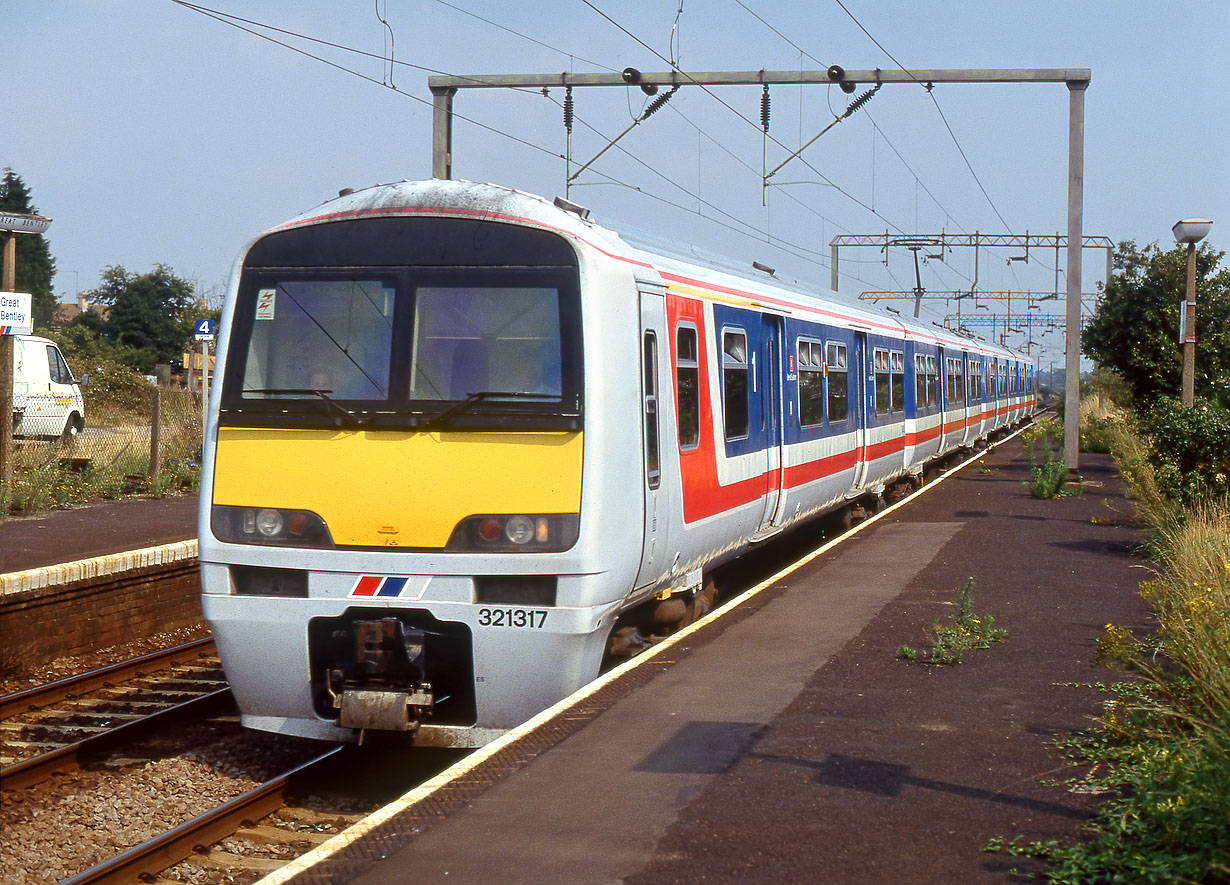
[199, 209, 651, 748]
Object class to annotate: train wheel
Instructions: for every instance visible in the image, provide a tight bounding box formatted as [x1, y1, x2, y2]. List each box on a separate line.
[682, 578, 718, 626]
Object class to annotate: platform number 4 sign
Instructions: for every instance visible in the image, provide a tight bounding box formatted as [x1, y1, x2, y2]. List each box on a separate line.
[195, 318, 215, 342]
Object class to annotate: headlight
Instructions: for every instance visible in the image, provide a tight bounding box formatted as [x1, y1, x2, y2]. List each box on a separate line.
[446, 514, 579, 552]
[255, 509, 284, 536]
[504, 515, 535, 545]
[212, 505, 334, 548]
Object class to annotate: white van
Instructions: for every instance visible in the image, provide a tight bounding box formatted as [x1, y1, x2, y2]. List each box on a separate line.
[11, 334, 86, 440]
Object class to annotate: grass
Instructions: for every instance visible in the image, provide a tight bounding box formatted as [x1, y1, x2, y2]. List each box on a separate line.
[896, 578, 1007, 665]
[2, 386, 201, 517]
[987, 394, 1230, 881]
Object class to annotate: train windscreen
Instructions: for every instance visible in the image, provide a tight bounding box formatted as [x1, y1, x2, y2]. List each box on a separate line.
[221, 266, 582, 430]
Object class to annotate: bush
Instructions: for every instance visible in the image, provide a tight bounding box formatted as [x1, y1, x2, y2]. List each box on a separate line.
[78, 358, 157, 415]
[1138, 398, 1230, 505]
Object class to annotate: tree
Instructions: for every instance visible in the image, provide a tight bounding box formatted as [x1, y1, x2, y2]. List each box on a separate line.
[1082, 240, 1230, 406]
[90, 264, 196, 372]
[0, 168, 57, 330]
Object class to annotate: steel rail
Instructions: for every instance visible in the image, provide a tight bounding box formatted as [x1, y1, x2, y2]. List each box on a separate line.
[0, 687, 235, 792]
[60, 745, 347, 885]
[0, 636, 217, 720]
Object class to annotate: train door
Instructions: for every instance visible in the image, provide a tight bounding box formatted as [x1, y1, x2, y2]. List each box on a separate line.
[936, 344, 950, 453]
[962, 353, 975, 446]
[756, 314, 785, 533]
[850, 330, 870, 490]
[635, 288, 671, 589]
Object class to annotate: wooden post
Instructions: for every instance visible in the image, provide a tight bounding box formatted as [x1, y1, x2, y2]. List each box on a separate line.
[148, 385, 162, 490]
[1, 234, 16, 509]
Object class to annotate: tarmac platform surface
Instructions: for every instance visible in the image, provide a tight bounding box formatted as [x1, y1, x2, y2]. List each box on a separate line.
[0, 495, 198, 574]
[272, 441, 1151, 884]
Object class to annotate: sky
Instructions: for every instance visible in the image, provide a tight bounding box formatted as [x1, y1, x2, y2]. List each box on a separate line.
[7, 1, 1230, 367]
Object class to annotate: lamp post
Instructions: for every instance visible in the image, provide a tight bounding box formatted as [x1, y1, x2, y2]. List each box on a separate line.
[1172, 217, 1213, 407]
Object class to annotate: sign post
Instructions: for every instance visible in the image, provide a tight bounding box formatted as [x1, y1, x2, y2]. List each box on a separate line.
[0, 211, 51, 509]
[194, 318, 216, 452]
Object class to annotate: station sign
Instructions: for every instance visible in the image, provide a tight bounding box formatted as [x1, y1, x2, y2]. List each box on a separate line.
[0, 213, 52, 235]
[0, 292, 32, 335]
[194, 318, 216, 342]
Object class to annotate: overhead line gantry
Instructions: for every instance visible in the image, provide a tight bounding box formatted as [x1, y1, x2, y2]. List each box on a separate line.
[426, 66, 1092, 471]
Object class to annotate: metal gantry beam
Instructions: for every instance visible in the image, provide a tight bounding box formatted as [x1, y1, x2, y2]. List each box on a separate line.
[426, 65, 1091, 472]
[830, 232, 1113, 296]
[943, 314, 1079, 327]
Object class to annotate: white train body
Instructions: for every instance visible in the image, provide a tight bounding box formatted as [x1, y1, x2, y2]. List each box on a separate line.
[199, 180, 1036, 748]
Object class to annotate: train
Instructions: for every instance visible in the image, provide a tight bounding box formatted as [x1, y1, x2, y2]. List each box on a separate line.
[198, 179, 1036, 748]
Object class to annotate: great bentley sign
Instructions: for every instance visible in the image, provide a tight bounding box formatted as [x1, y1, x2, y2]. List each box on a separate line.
[0, 213, 52, 234]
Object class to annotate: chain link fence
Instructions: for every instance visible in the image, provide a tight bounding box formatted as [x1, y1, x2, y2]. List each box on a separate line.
[3, 385, 202, 515]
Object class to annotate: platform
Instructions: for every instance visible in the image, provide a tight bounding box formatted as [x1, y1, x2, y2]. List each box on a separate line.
[0, 494, 197, 575]
[261, 440, 1151, 884]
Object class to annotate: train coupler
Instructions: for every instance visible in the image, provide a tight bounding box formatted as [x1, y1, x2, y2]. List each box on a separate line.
[336, 685, 434, 732]
[323, 617, 436, 732]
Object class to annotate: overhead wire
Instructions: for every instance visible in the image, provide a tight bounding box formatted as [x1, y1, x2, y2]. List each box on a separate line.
[578, 0, 903, 234]
[169, 1, 564, 160]
[172, 0, 851, 278]
[173, 0, 933, 289]
[831, 0, 1013, 233]
[735, 0, 1059, 290]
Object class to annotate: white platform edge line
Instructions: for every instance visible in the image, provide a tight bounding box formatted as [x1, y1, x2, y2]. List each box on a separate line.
[256, 421, 1034, 885]
[0, 539, 199, 597]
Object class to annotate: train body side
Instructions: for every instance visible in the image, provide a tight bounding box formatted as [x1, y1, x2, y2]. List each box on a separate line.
[199, 180, 1037, 749]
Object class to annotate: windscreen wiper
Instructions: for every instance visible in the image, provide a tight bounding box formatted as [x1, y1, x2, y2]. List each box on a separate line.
[422, 390, 557, 430]
[243, 388, 369, 427]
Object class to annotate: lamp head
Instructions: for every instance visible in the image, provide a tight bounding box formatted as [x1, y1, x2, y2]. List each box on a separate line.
[1173, 218, 1213, 244]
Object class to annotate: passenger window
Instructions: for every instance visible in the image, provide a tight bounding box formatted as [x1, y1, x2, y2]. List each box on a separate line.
[946, 358, 964, 404]
[825, 342, 848, 422]
[890, 351, 904, 412]
[722, 329, 749, 440]
[798, 339, 824, 427]
[873, 349, 890, 415]
[675, 325, 700, 450]
[914, 354, 928, 410]
[643, 332, 660, 489]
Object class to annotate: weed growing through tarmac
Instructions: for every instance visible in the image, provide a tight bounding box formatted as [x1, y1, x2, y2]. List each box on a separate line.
[1022, 419, 1082, 499]
[895, 578, 1007, 665]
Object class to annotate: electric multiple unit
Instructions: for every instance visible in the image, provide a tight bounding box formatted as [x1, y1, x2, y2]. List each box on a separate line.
[199, 180, 1037, 748]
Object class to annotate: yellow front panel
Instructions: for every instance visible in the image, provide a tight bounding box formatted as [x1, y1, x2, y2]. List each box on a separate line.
[213, 428, 583, 548]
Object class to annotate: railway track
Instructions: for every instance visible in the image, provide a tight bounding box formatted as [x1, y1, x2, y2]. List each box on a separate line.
[61, 746, 353, 885]
[0, 637, 229, 790]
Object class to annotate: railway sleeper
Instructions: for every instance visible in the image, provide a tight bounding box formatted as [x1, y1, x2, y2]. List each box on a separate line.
[235, 824, 335, 846]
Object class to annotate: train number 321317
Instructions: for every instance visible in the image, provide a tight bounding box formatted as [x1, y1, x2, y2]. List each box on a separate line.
[477, 608, 549, 628]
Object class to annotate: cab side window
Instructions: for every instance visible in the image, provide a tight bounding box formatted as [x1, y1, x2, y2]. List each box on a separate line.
[46, 345, 73, 384]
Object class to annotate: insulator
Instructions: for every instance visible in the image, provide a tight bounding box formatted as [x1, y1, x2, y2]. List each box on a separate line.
[842, 83, 881, 118]
[760, 84, 770, 133]
[642, 84, 678, 119]
[563, 87, 574, 133]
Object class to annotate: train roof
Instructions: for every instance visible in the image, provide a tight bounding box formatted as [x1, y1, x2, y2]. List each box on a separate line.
[267, 179, 1026, 363]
